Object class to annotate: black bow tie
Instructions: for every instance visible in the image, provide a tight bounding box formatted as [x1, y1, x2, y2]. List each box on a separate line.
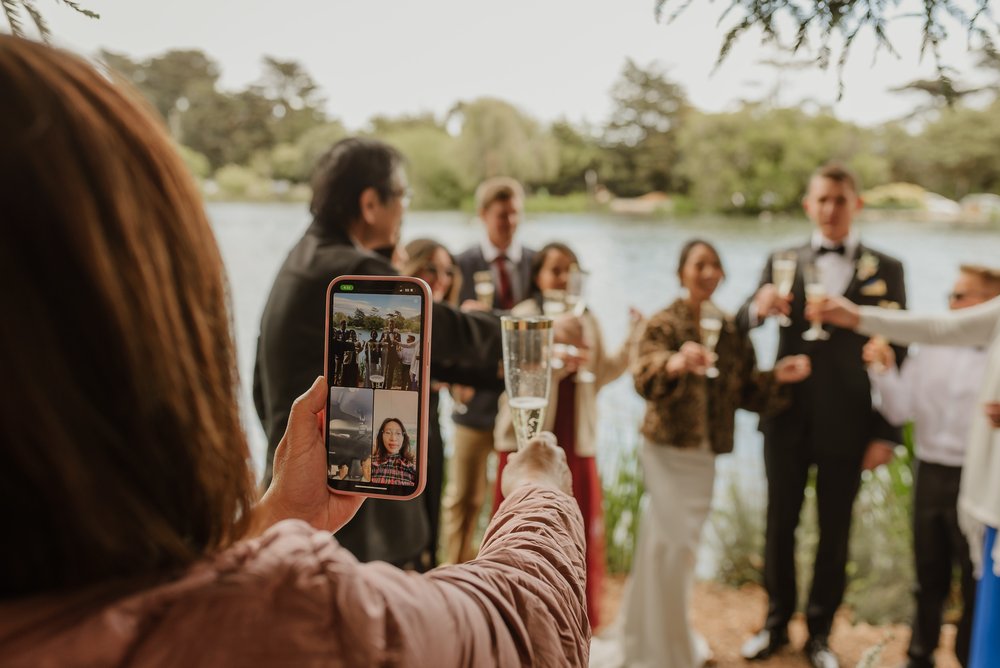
[817, 245, 845, 256]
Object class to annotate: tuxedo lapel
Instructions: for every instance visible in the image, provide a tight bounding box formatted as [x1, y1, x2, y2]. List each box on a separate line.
[841, 243, 865, 301]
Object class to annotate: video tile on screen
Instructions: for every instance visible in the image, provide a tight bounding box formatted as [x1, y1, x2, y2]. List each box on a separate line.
[330, 292, 423, 392]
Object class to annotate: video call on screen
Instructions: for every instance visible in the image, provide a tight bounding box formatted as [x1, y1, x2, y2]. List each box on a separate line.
[326, 283, 424, 490]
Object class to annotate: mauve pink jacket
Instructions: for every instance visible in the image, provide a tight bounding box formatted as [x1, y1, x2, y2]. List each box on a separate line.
[0, 486, 589, 667]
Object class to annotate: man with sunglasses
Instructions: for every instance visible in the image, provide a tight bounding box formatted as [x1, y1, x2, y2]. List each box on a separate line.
[864, 264, 1000, 668]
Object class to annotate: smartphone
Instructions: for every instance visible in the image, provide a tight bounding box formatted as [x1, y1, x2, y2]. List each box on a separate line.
[324, 275, 431, 500]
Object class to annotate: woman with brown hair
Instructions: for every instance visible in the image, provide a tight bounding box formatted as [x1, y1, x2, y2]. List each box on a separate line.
[593, 239, 811, 668]
[402, 237, 464, 566]
[370, 418, 417, 486]
[493, 241, 644, 631]
[0, 35, 588, 666]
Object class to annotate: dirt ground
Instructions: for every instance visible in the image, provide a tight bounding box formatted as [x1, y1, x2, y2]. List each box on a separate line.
[598, 575, 961, 668]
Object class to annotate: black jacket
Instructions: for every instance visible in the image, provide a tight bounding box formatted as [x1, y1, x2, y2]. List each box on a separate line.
[735, 242, 907, 458]
[451, 244, 535, 430]
[253, 225, 502, 563]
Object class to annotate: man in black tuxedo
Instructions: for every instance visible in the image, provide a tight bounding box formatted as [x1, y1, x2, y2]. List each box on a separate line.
[441, 177, 536, 564]
[253, 140, 580, 568]
[737, 163, 907, 668]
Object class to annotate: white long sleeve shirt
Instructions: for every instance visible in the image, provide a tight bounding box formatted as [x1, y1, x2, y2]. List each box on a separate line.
[870, 344, 988, 467]
[858, 296, 1000, 574]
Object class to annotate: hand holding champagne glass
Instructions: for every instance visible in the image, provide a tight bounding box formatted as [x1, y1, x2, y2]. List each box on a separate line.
[802, 262, 830, 341]
[699, 303, 723, 379]
[473, 270, 495, 309]
[502, 316, 554, 449]
[771, 251, 797, 327]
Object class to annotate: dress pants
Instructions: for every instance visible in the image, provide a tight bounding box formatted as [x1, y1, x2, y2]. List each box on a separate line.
[763, 441, 863, 640]
[908, 461, 975, 667]
[441, 424, 494, 564]
[619, 443, 716, 668]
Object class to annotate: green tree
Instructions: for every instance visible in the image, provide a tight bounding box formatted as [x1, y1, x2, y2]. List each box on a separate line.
[540, 120, 608, 196]
[256, 57, 326, 144]
[370, 115, 465, 209]
[602, 59, 691, 196]
[293, 122, 348, 181]
[3, 0, 98, 40]
[450, 97, 559, 188]
[904, 99, 1000, 198]
[656, 1, 1000, 96]
[676, 104, 889, 212]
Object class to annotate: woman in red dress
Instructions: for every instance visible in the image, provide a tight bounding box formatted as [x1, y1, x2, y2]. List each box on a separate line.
[492, 242, 643, 630]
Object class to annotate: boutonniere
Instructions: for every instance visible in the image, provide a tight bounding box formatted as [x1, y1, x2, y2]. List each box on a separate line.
[856, 252, 879, 281]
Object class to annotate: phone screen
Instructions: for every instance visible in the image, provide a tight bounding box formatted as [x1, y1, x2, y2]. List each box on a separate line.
[325, 276, 430, 498]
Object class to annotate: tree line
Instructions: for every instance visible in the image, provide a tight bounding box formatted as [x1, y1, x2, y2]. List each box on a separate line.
[100, 48, 1000, 213]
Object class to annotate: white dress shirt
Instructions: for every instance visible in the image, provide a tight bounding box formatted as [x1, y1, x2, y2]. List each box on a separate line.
[479, 236, 527, 304]
[870, 344, 989, 467]
[811, 230, 859, 297]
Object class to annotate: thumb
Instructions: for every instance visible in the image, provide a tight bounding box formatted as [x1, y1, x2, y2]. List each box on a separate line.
[288, 376, 327, 439]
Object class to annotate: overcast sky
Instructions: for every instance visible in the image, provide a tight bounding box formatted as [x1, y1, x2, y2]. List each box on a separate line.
[43, 0, 997, 130]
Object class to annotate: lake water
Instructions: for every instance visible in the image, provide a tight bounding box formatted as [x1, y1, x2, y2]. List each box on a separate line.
[210, 203, 1000, 497]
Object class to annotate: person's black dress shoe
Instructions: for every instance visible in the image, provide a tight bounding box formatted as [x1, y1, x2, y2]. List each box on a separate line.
[740, 628, 789, 661]
[805, 637, 840, 668]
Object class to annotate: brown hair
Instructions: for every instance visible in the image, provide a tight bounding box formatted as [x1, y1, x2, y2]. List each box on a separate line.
[474, 176, 524, 213]
[530, 242, 580, 294]
[811, 161, 861, 195]
[960, 264, 1000, 296]
[0, 36, 254, 598]
[676, 238, 725, 280]
[402, 238, 462, 305]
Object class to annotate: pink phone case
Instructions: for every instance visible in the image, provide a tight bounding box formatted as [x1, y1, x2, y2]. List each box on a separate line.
[324, 275, 432, 500]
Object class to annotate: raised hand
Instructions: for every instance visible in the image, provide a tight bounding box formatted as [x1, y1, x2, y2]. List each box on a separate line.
[774, 355, 811, 383]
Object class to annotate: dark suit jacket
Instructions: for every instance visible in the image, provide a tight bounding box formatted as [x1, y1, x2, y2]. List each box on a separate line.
[736, 242, 907, 459]
[451, 243, 536, 430]
[252, 225, 503, 563]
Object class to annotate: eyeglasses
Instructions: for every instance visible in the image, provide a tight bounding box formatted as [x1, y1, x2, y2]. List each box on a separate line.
[392, 186, 413, 208]
[949, 291, 990, 302]
[382, 429, 404, 437]
[421, 264, 457, 280]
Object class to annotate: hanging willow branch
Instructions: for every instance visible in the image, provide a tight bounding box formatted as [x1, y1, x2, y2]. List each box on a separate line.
[655, 0, 999, 99]
[2, 0, 98, 41]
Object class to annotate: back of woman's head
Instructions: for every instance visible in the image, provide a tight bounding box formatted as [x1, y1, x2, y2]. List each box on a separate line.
[0, 36, 254, 598]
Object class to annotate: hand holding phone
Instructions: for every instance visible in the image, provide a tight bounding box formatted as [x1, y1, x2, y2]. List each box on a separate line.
[324, 276, 432, 500]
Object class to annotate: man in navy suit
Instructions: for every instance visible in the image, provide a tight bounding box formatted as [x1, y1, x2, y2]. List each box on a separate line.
[441, 177, 536, 564]
[737, 163, 908, 668]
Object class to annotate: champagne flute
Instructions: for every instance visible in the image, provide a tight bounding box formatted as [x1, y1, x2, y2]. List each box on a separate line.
[473, 270, 495, 309]
[771, 251, 797, 327]
[802, 262, 831, 341]
[565, 264, 589, 317]
[699, 303, 723, 379]
[564, 264, 597, 383]
[543, 290, 569, 370]
[501, 316, 554, 449]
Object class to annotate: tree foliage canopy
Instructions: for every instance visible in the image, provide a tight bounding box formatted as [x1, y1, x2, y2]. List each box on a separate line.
[657, 0, 1000, 98]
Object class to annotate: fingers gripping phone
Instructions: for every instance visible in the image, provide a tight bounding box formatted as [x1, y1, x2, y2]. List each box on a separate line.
[324, 275, 431, 500]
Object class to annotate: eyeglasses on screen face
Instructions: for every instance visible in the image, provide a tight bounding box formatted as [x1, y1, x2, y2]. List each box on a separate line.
[382, 428, 404, 437]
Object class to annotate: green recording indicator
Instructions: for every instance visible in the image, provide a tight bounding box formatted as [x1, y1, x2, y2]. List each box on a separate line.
[340, 284, 354, 291]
